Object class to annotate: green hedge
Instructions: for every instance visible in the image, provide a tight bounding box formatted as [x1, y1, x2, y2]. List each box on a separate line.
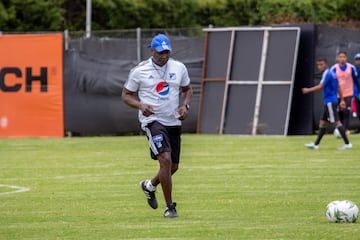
[0, 0, 359, 32]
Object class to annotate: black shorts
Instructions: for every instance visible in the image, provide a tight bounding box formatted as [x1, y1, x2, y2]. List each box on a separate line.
[143, 121, 182, 163]
[321, 102, 340, 123]
[338, 96, 352, 110]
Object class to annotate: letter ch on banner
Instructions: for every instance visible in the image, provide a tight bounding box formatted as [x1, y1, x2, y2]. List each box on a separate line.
[0, 34, 64, 137]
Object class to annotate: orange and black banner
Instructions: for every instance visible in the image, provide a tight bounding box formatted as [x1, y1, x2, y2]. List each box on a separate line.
[0, 34, 64, 137]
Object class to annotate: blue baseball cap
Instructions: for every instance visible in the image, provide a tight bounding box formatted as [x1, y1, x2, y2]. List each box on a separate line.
[149, 34, 172, 52]
[354, 53, 360, 60]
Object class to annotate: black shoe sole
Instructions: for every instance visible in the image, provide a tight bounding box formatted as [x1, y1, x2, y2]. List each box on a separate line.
[140, 181, 158, 209]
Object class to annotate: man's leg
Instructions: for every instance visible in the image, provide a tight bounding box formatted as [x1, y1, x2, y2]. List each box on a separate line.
[305, 120, 327, 149]
[142, 123, 179, 217]
[156, 152, 178, 218]
[156, 151, 173, 204]
[140, 121, 170, 210]
[335, 121, 350, 144]
[171, 163, 178, 175]
[342, 97, 352, 131]
[151, 162, 178, 187]
[334, 121, 352, 150]
[150, 128, 180, 187]
[314, 120, 327, 145]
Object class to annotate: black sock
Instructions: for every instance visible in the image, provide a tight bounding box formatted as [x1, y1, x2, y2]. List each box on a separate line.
[343, 109, 350, 131]
[314, 126, 326, 145]
[336, 124, 349, 144]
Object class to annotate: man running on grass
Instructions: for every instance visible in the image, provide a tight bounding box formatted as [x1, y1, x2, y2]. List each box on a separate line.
[302, 58, 352, 150]
[122, 34, 192, 218]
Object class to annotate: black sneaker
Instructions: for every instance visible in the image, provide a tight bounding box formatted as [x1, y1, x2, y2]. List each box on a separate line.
[164, 202, 178, 218]
[140, 180, 158, 209]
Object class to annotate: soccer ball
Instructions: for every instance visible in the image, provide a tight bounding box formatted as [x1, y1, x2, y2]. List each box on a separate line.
[333, 128, 341, 138]
[325, 200, 359, 223]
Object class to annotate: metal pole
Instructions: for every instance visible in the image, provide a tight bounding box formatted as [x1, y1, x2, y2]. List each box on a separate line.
[64, 29, 69, 50]
[136, 27, 141, 62]
[252, 29, 269, 135]
[85, 0, 92, 38]
[219, 30, 235, 134]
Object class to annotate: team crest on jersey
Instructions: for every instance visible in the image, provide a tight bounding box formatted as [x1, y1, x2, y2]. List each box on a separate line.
[156, 81, 170, 96]
[152, 134, 163, 148]
[169, 73, 176, 80]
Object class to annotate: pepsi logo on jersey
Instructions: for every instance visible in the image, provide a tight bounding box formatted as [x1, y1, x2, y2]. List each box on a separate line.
[156, 81, 170, 96]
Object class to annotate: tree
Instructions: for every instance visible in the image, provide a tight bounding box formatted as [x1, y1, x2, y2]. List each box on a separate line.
[0, 0, 360, 32]
[0, 0, 64, 31]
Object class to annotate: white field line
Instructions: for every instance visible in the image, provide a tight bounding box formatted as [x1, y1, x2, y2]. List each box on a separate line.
[0, 170, 151, 181]
[0, 184, 31, 196]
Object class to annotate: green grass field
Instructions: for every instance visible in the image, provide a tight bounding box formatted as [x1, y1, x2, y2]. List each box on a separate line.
[0, 134, 359, 239]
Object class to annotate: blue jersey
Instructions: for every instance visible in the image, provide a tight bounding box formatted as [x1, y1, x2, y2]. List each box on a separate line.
[320, 68, 338, 104]
[354, 67, 360, 97]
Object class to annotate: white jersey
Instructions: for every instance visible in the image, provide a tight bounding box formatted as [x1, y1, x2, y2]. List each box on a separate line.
[124, 57, 191, 128]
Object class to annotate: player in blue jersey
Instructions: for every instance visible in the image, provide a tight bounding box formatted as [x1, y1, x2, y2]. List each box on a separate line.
[330, 51, 359, 133]
[353, 53, 360, 125]
[302, 58, 352, 150]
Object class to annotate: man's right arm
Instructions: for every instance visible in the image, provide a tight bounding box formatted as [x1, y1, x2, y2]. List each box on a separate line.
[302, 83, 324, 94]
[121, 88, 154, 117]
[121, 87, 140, 109]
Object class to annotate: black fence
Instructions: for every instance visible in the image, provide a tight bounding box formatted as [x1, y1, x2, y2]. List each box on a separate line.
[63, 25, 360, 135]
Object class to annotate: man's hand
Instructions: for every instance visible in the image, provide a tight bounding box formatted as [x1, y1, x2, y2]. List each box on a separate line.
[339, 100, 346, 110]
[302, 88, 310, 94]
[176, 105, 188, 121]
[139, 103, 154, 117]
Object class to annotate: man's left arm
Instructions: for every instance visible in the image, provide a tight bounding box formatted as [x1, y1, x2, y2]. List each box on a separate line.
[177, 85, 193, 121]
